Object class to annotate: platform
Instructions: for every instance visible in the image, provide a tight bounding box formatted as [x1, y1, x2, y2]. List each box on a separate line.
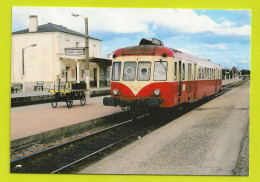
[222, 78, 242, 86]
[11, 87, 111, 107]
[11, 95, 122, 149]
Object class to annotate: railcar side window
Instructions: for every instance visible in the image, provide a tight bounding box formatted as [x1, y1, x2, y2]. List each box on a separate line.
[112, 62, 121, 81]
[198, 67, 201, 80]
[154, 61, 168, 81]
[188, 63, 192, 81]
[123, 62, 137, 81]
[137, 62, 151, 81]
[174, 62, 177, 81]
[202, 67, 204, 79]
[182, 63, 185, 80]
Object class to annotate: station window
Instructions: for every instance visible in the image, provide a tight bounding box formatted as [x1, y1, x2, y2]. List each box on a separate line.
[154, 61, 168, 81]
[123, 62, 137, 81]
[81, 69, 84, 78]
[112, 62, 121, 81]
[137, 61, 151, 81]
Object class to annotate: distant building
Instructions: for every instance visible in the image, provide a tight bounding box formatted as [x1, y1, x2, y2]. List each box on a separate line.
[12, 15, 111, 91]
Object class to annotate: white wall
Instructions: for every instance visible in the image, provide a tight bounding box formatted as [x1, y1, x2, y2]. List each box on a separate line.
[12, 31, 102, 90]
[12, 32, 55, 85]
[58, 32, 101, 58]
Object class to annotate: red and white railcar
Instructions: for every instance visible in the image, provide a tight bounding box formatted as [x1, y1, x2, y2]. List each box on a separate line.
[103, 38, 222, 109]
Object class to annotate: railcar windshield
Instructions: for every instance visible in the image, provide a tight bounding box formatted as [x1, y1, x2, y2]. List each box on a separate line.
[123, 62, 137, 81]
[154, 61, 168, 81]
[112, 62, 121, 81]
[137, 62, 151, 81]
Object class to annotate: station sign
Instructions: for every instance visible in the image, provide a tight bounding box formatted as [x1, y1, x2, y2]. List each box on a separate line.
[65, 48, 85, 55]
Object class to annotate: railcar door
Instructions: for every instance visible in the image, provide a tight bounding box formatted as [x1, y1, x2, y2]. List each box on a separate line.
[187, 63, 192, 95]
[215, 68, 217, 93]
[178, 60, 182, 97]
[194, 63, 197, 100]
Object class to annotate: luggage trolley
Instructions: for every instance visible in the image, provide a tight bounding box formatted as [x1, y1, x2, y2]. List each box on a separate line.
[49, 75, 88, 108]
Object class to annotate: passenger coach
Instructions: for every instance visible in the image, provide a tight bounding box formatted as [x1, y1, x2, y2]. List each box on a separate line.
[104, 38, 222, 110]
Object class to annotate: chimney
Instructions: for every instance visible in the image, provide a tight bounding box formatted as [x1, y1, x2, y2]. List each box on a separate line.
[29, 15, 38, 32]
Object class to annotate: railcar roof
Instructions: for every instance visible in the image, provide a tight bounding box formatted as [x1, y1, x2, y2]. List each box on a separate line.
[115, 46, 221, 68]
[172, 49, 221, 68]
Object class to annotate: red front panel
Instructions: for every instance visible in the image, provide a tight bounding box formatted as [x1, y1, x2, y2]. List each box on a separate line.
[111, 79, 222, 108]
[111, 82, 179, 107]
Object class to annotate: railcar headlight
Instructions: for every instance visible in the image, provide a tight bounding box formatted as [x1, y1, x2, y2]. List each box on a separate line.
[154, 89, 161, 96]
[112, 89, 119, 96]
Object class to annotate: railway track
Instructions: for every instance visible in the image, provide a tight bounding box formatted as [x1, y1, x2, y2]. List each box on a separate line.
[10, 80, 248, 174]
[10, 113, 154, 173]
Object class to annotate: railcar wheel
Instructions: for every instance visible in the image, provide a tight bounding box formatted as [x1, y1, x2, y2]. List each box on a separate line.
[51, 95, 58, 108]
[121, 106, 130, 111]
[66, 100, 73, 108]
[80, 97, 86, 106]
[130, 106, 138, 120]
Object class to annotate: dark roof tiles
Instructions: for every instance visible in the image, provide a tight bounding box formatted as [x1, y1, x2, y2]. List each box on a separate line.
[12, 23, 101, 41]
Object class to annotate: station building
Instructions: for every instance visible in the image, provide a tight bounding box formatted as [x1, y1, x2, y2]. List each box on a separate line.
[12, 15, 111, 91]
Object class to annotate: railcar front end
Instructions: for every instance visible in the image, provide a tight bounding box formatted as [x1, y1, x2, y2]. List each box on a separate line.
[103, 38, 222, 110]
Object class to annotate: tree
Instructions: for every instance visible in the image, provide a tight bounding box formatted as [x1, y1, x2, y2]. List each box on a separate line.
[240, 69, 250, 75]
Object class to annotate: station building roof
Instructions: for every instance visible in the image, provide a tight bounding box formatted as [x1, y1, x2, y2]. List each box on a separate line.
[12, 22, 102, 41]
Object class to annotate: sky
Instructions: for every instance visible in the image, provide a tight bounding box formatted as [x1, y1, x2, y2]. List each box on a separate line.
[12, 7, 251, 70]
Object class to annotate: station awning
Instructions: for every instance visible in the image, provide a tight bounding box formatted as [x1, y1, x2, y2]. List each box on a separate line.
[60, 55, 112, 66]
[89, 57, 112, 66]
[60, 55, 85, 61]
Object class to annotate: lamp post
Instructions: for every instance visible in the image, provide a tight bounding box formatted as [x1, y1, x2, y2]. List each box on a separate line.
[22, 44, 37, 92]
[72, 13, 90, 102]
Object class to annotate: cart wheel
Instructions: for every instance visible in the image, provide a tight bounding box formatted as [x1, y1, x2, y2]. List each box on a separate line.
[80, 97, 86, 106]
[51, 95, 57, 108]
[66, 100, 73, 108]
